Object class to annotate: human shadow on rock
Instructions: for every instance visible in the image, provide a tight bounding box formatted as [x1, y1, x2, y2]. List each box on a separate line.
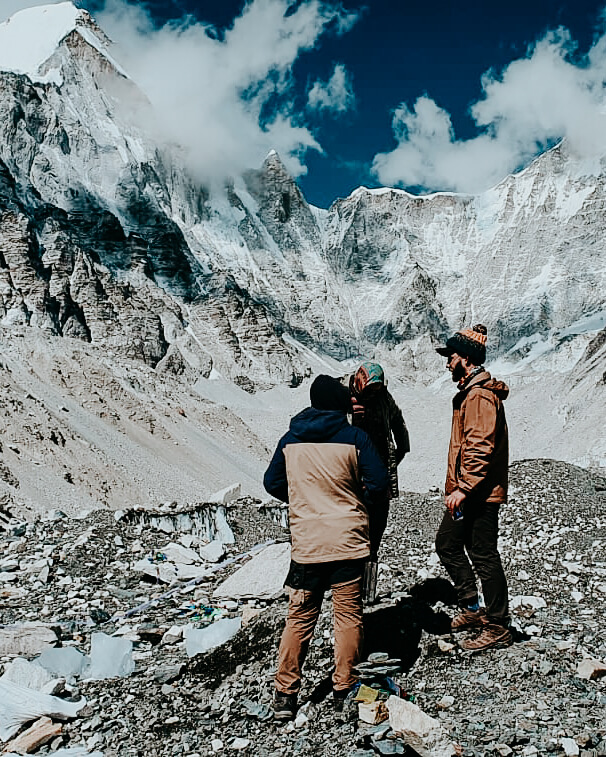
[309, 580, 453, 703]
[363, 588, 453, 670]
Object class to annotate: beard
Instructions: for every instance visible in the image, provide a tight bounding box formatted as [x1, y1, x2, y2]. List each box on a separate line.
[451, 362, 466, 383]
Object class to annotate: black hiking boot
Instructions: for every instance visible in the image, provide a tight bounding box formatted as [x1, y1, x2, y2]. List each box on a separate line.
[273, 691, 297, 721]
[332, 688, 349, 712]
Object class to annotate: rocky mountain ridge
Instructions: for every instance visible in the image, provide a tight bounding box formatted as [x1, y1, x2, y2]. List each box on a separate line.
[0, 2, 604, 389]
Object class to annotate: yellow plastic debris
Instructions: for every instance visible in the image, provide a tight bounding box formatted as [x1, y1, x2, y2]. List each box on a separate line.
[354, 684, 379, 703]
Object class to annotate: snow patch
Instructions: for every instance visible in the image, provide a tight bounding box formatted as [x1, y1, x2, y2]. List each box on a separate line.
[0, 3, 81, 78]
[0, 2, 126, 82]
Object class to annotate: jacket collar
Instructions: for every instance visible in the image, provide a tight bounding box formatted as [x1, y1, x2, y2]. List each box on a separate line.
[457, 369, 491, 393]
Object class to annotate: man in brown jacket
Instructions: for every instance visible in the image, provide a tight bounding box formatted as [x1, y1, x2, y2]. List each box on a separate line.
[435, 324, 512, 651]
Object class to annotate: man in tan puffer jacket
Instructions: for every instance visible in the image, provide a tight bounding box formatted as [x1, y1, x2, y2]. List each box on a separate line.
[435, 324, 512, 652]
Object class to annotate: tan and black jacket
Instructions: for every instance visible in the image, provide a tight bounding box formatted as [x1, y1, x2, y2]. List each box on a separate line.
[263, 408, 389, 564]
[445, 371, 509, 504]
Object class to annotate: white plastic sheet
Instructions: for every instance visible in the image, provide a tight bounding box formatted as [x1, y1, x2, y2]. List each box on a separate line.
[38, 646, 87, 679]
[184, 617, 242, 658]
[0, 680, 86, 741]
[85, 633, 134, 680]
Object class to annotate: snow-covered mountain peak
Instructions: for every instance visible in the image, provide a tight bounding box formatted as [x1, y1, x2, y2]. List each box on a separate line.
[261, 149, 290, 174]
[0, 2, 121, 84]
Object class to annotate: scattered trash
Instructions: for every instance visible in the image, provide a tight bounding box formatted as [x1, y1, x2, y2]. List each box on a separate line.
[0, 681, 86, 741]
[117, 539, 276, 622]
[355, 684, 379, 703]
[358, 701, 389, 725]
[178, 603, 223, 623]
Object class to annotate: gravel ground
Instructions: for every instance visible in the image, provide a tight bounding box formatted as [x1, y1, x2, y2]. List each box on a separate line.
[0, 459, 605, 756]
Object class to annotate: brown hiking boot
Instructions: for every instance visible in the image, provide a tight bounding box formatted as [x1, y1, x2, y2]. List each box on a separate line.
[451, 607, 487, 632]
[460, 623, 513, 652]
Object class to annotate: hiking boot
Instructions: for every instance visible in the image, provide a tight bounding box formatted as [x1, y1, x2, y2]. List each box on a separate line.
[273, 691, 297, 721]
[451, 607, 487, 632]
[460, 623, 513, 652]
[332, 688, 349, 712]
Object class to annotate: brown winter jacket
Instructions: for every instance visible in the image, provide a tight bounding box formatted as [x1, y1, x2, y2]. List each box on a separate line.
[445, 371, 509, 504]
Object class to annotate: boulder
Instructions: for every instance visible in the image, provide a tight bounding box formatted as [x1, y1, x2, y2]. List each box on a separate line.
[0, 624, 57, 656]
[386, 696, 456, 757]
[213, 542, 290, 600]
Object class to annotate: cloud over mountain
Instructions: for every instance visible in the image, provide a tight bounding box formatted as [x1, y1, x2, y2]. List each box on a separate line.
[373, 26, 606, 194]
[90, 0, 360, 185]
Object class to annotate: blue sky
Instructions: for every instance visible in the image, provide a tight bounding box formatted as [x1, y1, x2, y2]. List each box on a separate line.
[103, 0, 606, 207]
[5, 0, 606, 206]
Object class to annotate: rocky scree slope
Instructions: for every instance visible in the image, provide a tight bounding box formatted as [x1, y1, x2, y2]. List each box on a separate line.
[0, 328, 272, 517]
[0, 460, 604, 755]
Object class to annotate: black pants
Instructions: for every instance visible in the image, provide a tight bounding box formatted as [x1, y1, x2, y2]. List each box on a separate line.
[369, 496, 390, 556]
[435, 501, 509, 626]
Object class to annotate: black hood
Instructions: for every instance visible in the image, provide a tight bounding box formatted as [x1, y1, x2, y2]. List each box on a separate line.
[289, 407, 350, 442]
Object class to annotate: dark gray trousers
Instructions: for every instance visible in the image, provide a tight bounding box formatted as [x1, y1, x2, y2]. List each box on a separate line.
[435, 501, 509, 626]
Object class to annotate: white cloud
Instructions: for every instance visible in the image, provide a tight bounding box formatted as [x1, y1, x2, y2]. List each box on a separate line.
[92, 0, 360, 183]
[308, 62, 355, 113]
[372, 27, 606, 194]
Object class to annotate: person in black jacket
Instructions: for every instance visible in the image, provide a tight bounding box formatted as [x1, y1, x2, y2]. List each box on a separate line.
[344, 361, 410, 555]
[264, 375, 388, 720]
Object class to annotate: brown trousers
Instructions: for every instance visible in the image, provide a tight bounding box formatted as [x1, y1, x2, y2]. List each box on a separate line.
[275, 578, 363, 695]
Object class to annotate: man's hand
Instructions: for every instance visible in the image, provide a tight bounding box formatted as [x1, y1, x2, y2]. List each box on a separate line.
[445, 489, 466, 516]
